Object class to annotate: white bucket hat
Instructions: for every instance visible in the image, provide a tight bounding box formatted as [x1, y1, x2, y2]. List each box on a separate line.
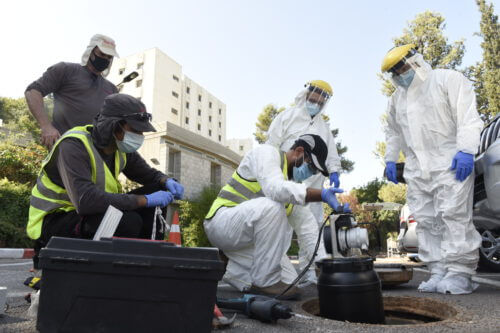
[81, 34, 119, 77]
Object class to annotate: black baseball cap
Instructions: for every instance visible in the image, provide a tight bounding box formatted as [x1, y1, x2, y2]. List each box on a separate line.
[294, 134, 329, 176]
[100, 93, 156, 132]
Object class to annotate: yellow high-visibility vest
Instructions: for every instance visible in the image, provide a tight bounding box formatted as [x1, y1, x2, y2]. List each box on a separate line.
[27, 125, 126, 240]
[205, 151, 293, 220]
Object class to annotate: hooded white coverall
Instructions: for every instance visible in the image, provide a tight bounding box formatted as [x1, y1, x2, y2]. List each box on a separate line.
[385, 55, 483, 278]
[267, 90, 341, 280]
[204, 144, 327, 291]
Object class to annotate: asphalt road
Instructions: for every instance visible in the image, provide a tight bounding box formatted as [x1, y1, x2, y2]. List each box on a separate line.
[1, 259, 499, 332]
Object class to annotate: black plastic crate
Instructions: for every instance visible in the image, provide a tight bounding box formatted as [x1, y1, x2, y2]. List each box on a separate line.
[37, 237, 224, 333]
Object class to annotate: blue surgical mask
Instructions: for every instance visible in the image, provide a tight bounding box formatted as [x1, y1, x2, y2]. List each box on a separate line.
[116, 130, 144, 153]
[305, 101, 321, 117]
[293, 159, 315, 183]
[394, 69, 415, 88]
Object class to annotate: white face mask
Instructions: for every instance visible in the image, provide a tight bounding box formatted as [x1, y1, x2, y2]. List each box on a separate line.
[115, 129, 144, 153]
[306, 101, 321, 116]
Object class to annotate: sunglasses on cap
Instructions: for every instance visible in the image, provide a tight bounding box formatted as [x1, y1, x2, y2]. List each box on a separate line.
[122, 112, 153, 122]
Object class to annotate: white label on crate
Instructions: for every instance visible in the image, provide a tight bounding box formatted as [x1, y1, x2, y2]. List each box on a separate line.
[93, 205, 123, 240]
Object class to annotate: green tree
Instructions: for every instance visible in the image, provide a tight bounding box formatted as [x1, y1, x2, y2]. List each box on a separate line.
[379, 11, 466, 96]
[253, 104, 285, 144]
[378, 183, 407, 204]
[332, 128, 355, 173]
[466, 0, 499, 120]
[254, 104, 355, 173]
[351, 178, 386, 204]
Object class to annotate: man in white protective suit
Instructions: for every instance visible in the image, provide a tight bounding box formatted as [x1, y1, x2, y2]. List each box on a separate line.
[382, 44, 484, 294]
[266, 80, 342, 285]
[204, 134, 350, 299]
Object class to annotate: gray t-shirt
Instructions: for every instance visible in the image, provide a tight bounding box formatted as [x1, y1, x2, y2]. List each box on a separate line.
[26, 62, 118, 134]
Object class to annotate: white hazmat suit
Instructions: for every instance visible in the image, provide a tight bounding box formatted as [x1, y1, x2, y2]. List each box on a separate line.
[384, 53, 483, 294]
[204, 144, 327, 291]
[267, 89, 341, 282]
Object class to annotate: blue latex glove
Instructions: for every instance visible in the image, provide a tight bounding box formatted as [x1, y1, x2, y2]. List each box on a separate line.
[450, 151, 474, 182]
[329, 172, 340, 188]
[145, 191, 174, 208]
[385, 161, 398, 184]
[166, 178, 184, 199]
[321, 187, 344, 211]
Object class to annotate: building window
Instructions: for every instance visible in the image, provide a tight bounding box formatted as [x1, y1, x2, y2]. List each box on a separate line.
[198, 94, 202, 102]
[186, 86, 190, 94]
[209, 116, 212, 122]
[239, 145, 244, 151]
[209, 130, 212, 136]
[172, 91, 179, 98]
[119, 68, 125, 75]
[218, 121, 221, 128]
[210, 163, 222, 187]
[173, 75, 179, 82]
[185, 101, 189, 109]
[218, 135, 221, 142]
[137, 62, 144, 70]
[136, 80, 142, 88]
[185, 117, 189, 124]
[219, 108, 222, 115]
[171, 108, 178, 115]
[168, 149, 181, 180]
[197, 124, 201, 131]
[209, 102, 212, 108]
[198, 109, 201, 116]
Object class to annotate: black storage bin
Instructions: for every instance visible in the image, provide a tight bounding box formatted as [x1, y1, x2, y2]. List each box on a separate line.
[37, 237, 225, 333]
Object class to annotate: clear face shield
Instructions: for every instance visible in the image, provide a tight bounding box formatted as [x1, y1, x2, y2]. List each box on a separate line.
[305, 85, 332, 116]
[383, 51, 428, 89]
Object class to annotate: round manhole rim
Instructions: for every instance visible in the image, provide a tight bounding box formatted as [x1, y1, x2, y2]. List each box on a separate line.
[301, 296, 459, 326]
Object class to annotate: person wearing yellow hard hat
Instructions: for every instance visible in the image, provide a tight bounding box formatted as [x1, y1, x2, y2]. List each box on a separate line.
[381, 44, 484, 294]
[267, 80, 341, 286]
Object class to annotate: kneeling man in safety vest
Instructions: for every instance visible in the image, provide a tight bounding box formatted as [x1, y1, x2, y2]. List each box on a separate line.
[204, 134, 348, 299]
[27, 94, 184, 267]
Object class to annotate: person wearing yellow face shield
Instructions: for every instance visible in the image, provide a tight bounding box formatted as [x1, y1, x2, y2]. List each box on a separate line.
[382, 44, 484, 294]
[267, 80, 342, 286]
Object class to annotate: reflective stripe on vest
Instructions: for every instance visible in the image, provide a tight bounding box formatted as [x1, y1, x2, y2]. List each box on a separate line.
[26, 125, 126, 240]
[205, 151, 293, 219]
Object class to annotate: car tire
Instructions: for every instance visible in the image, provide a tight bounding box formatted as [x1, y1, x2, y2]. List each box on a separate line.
[478, 229, 500, 273]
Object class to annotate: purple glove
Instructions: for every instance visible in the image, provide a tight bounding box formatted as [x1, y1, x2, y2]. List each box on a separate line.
[451, 151, 474, 182]
[145, 191, 174, 208]
[329, 172, 340, 188]
[321, 187, 344, 211]
[166, 178, 184, 199]
[385, 161, 398, 184]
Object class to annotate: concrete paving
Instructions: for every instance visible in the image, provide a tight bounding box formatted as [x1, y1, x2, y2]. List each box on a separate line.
[1, 258, 499, 332]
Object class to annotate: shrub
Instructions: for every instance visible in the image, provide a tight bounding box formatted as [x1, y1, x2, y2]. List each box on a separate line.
[0, 178, 32, 247]
[178, 186, 220, 247]
[0, 142, 46, 186]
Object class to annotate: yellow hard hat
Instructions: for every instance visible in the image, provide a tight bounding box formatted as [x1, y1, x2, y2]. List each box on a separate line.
[307, 80, 333, 96]
[381, 44, 416, 72]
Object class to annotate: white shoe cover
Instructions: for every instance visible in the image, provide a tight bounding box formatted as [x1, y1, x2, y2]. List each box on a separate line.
[418, 273, 444, 293]
[436, 272, 479, 295]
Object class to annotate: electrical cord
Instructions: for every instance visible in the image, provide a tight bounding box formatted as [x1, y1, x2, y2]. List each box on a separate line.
[274, 214, 330, 300]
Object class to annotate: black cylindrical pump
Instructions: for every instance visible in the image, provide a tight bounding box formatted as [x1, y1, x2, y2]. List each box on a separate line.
[316, 257, 385, 324]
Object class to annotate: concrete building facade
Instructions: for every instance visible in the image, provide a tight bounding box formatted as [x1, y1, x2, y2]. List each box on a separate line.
[227, 138, 254, 157]
[138, 122, 240, 200]
[107, 48, 227, 145]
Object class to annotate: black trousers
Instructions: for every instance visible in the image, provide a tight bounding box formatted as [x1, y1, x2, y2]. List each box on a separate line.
[33, 184, 165, 268]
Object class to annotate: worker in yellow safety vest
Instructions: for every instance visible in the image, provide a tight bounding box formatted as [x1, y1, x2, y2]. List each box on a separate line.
[27, 94, 184, 268]
[204, 134, 350, 299]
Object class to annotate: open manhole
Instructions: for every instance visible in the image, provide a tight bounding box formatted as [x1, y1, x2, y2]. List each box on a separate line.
[302, 296, 458, 325]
